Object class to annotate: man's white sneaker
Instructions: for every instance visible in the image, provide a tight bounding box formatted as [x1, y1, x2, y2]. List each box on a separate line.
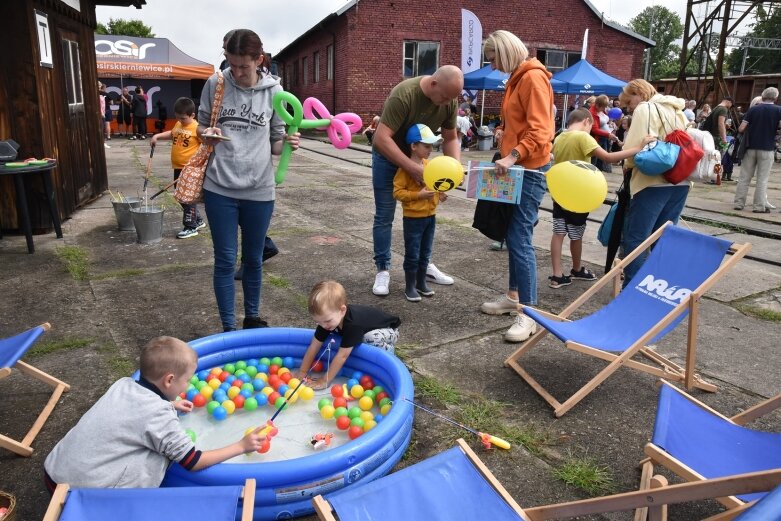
[426, 263, 454, 285]
[372, 271, 390, 296]
[480, 295, 519, 315]
[505, 314, 537, 343]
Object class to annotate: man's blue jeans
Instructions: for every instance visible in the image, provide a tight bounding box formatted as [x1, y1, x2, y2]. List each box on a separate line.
[622, 185, 689, 285]
[506, 165, 549, 306]
[204, 190, 273, 330]
[372, 150, 399, 271]
[402, 216, 435, 272]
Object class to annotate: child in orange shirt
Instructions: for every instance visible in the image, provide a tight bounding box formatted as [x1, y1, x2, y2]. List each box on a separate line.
[151, 97, 205, 239]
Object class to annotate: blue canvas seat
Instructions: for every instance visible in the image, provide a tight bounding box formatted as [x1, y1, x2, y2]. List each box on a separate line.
[639, 380, 781, 518]
[0, 323, 70, 456]
[42, 479, 255, 521]
[312, 439, 781, 521]
[505, 222, 751, 417]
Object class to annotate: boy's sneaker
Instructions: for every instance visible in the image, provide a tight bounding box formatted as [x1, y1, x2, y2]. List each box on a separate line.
[243, 316, 268, 329]
[505, 314, 537, 342]
[372, 271, 390, 296]
[194, 219, 206, 231]
[480, 295, 519, 315]
[570, 267, 597, 281]
[548, 275, 572, 289]
[426, 263, 454, 285]
[129, 135, 137, 140]
[177, 227, 199, 239]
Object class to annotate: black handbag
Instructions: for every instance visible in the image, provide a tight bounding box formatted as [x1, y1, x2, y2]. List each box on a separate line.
[472, 199, 513, 242]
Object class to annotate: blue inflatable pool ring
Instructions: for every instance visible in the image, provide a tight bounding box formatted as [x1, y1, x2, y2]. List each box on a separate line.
[160, 328, 414, 520]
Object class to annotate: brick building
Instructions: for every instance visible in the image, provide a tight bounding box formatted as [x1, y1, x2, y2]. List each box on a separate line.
[273, 0, 652, 126]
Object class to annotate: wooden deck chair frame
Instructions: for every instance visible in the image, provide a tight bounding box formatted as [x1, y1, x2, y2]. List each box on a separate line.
[312, 439, 781, 521]
[0, 323, 70, 456]
[42, 478, 257, 521]
[504, 222, 752, 417]
[635, 382, 781, 521]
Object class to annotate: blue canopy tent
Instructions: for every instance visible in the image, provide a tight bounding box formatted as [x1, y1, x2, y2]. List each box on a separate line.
[463, 65, 509, 126]
[551, 59, 627, 129]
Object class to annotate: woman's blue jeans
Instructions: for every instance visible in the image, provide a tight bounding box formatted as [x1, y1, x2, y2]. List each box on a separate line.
[506, 165, 549, 305]
[402, 216, 435, 272]
[372, 150, 399, 271]
[204, 190, 273, 330]
[622, 185, 689, 286]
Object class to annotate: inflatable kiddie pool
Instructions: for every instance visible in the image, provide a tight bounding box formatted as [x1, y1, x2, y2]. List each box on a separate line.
[160, 328, 414, 520]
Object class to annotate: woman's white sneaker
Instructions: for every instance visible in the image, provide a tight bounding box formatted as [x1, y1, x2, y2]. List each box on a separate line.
[372, 271, 390, 296]
[480, 295, 519, 315]
[426, 263, 454, 285]
[505, 314, 537, 342]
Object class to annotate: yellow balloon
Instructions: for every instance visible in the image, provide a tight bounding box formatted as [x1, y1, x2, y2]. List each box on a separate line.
[546, 160, 607, 213]
[423, 156, 464, 192]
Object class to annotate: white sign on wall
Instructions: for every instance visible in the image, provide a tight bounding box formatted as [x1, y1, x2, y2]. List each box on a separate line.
[35, 10, 54, 68]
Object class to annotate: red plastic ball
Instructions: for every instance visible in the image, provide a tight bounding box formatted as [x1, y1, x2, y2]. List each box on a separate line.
[269, 364, 279, 375]
[348, 426, 363, 439]
[335, 416, 351, 430]
[331, 385, 344, 398]
[333, 396, 348, 409]
[179, 392, 186, 399]
[192, 394, 207, 407]
[375, 391, 389, 402]
[268, 375, 282, 390]
[280, 372, 292, 384]
[231, 379, 243, 388]
[267, 392, 281, 405]
[359, 376, 374, 390]
[312, 361, 324, 372]
[232, 395, 245, 409]
[218, 371, 230, 382]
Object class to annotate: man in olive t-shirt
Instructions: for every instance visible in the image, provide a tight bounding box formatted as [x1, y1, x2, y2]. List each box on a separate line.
[370, 65, 463, 296]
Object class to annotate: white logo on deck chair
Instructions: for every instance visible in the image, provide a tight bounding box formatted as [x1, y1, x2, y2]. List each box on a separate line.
[635, 275, 692, 305]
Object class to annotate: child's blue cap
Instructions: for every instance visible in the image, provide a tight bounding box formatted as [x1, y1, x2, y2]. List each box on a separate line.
[405, 124, 443, 145]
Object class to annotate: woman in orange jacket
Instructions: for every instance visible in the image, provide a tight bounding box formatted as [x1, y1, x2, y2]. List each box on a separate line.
[479, 30, 555, 343]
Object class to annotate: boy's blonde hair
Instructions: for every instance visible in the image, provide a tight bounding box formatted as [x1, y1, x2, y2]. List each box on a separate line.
[567, 108, 593, 126]
[308, 280, 348, 315]
[483, 30, 528, 73]
[140, 336, 197, 380]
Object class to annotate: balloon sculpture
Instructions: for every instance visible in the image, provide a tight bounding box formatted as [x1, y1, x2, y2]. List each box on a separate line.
[272, 92, 363, 184]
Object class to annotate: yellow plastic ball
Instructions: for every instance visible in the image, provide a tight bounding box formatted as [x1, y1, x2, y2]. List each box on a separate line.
[208, 379, 221, 390]
[199, 386, 214, 399]
[546, 160, 608, 213]
[380, 403, 392, 415]
[261, 386, 274, 397]
[359, 396, 374, 411]
[221, 400, 236, 414]
[227, 386, 240, 399]
[320, 404, 335, 419]
[423, 156, 464, 192]
[288, 378, 301, 389]
[210, 367, 222, 375]
[363, 420, 377, 432]
[299, 386, 315, 401]
[277, 367, 290, 376]
[284, 388, 299, 403]
[360, 411, 374, 423]
[257, 373, 268, 383]
[350, 384, 365, 399]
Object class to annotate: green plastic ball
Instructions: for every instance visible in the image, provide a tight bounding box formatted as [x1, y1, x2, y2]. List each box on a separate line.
[244, 397, 258, 411]
[234, 369, 247, 377]
[274, 397, 287, 409]
[373, 386, 385, 395]
[362, 390, 376, 401]
[241, 383, 254, 392]
[223, 363, 236, 374]
[271, 357, 284, 367]
[318, 398, 331, 410]
[350, 417, 365, 428]
[206, 401, 220, 414]
[245, 366, 258, 378]
[379, 397, 392, 408]
[195, 380, 208, 390]
[189, 375, 199, 385]
[334, 406, 348, 418]
[236, 360, 247, 370]
[348, 406, 362, 419]
[259, 357, 271, 366]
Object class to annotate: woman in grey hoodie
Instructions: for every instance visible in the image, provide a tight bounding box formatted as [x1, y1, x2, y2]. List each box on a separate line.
[198, 29, 300, 332]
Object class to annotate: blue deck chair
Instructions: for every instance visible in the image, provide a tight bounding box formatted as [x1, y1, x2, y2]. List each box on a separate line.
[639, 380, 781, 520]
[42, 479, 255, 521]
[312, 439, 781, 521]
[732, 483, 781, 521]
[505, 222, 751, 417]
[0, 322, 70, 456]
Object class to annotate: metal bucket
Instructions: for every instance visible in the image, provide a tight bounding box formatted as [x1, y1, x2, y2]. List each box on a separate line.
[112, 197, 142, 231]
[130, 207, 165, 244]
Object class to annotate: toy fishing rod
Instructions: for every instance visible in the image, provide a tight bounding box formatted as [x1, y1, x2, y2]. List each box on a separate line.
[270, 338, 336, 422]
[403, 398, 511, 450]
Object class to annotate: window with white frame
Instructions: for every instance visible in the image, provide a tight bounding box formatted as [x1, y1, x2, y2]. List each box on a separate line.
[62, 39, 83, 106]
[302, 56, 308, 86]
[403, 41, 439, 77]
[314, 51, 320, 83]
[536, 49, 581, 73]
[327, 45, 334, 80]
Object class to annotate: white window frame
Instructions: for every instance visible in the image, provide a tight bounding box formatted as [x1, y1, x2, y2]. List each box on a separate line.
[403, 41, 440, 77]
[314, 51, 320, 83]
[327, 45, 334, 80]
[62, 39, 83, 106]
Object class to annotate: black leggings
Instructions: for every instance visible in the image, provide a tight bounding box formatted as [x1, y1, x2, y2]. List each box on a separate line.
[134, 116, 147, 137]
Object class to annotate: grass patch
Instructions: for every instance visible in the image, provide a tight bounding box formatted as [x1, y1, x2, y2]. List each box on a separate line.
[55, 245, 89, 280]
[394, 343, 419, 364]
[265, 273, 291, 289]
[401, 437, 418, 463]
[455, 399, 554, 455]
[92, 268, 146, 280]
[28, 337, 93, 358]
[554, 453, 615, 496]
[416, 376, 461, 405]
[736, 304, 781, 322]
[292, 293, 309, 313]
[108, 356, 136, 380]
[499, 423, 554, 456]
[435, 217, 468, 227]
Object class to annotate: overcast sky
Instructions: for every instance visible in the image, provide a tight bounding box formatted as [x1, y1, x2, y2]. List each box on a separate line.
[95, 0, 702, 67]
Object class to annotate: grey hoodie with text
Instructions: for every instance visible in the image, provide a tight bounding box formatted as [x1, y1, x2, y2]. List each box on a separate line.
[198, 69, 285, 201]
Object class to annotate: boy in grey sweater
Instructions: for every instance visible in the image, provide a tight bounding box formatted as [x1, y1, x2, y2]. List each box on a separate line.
[44, 337, 266, 490]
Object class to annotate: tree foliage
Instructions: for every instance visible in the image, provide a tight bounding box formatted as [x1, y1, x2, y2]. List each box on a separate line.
[629, 6, 684, 80]
[725, 5, 781, 75]
[95, 18, 154, 38]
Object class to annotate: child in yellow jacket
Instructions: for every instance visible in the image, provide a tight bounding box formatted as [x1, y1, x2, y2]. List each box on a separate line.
[393, 124, 447, 302]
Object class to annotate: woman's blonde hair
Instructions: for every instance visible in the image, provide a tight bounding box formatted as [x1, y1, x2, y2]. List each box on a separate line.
[595, 95, 609, 109]
[308, 280, 347, 315]
[621, 79, 657, 103]
[483, 30, 528, 73]
[585, 96, 596, 107]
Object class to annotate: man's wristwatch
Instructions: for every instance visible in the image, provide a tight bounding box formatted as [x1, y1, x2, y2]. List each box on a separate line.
[510, 149, 520, 160]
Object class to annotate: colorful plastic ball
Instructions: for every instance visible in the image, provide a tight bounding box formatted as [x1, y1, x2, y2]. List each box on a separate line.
[363, 420, 377, 432]
[231, 379, 244, 389]
[268, 375, 282, 389]
[239, 389, 253, 399]
[213, 390, 228, 403]
[245, 366, 258, 378]
[186, 389, 199, 401]
[261, 387, 274, 397]
[280, 372, 292, 384]
[287, 377, 301, 389]
[351, 371, 364, 380]
[350, 385, 365, 399]
[227, 387, 240, 399]
[331, 385, 344, 398]
[283, 388, 299, 403]
[223, 363, 236, 374]
[299, 386, 315, 401]
[347, 378, 359, 390]
[241, 383, 254, 392]
[189, 375, 199, 385]
[212, 406, 228, 421]
[336, 416, 351, 430]
[277, 384, 289, 396]
[362, 390, 376, 402]
[376, 392, 389, 403]
[333, 397, 348, 409]
[271, 356, 284, 367]
[243, 397, 258, 411]
[225, 375, 237, 385]
[278, 367, 291, 376]
[221, 400, 236, 414]
[318, 398, 331, 410]
[259, 357, 271, 367]
[312, 361, 324, 372]
[347, 406, 362, 419]
[274, 397, 287, 409]
[210, 367, 222, 376]
[320, 405, 336, 419]
[424, 155, 464, 192]
[247, 359, 259, 368]
[208, 379, 221, 390]
[359, 375, 374, 388]
[217, 371, 230, 382]
[268, 364, 279, 375]
[348, 426, 363, 439]
[234, 369, 247, 378]
[360, 411, 374, 423]
[218, 382, 231, 393]
[379, 397, 392, 408]
[257, 373, 268, 383]
[257, 364, 269, 374]
[194, 380, 208, 391]
[334, 407, 349, 418]
[350, 417, 365, 428]
[185, 428, 196, 442]
[238, 374, 252, 383]
[255, 393, 268, 406]
[268, 392, 281, 405]
[186, 383, 196, 392]
[192, 394, 207, 408]
[282, 356, 294, 368]
[179, 392, 186, 400]
[232, 395, 246, 409]
[373, 386, 385, 395]
[380, 403, 392, 415]
[359, 396, 374, 411]
[252, 379, 265, 391]
[198, 387, 213, 401]
[235, 360, 247, 370]
[374, 414, 384, 423]
[206, 401, 220, 414]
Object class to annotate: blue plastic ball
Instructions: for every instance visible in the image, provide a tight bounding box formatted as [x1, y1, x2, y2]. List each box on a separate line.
[238, 373, 252, 383]
[257, 364, 269, 374]
[252, 379, 265, 391]
[197, 370, 210, 381]
[283, 357, 295, 369]
[351, 371, 364, 380]
[212, 406, 228, 421]
[186, 389, 199, 401]
[219, 382, 231, 392]
[278, 384, 289, 396]
[255, 393, 269, 406]
[374, 414, 384, 423]
[247, 358, 259, 368]
[225, 375, 237, 385]
[240, 389, 253, 399]
[213, 390, 228, 403]
[347, 378, 359, 390]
